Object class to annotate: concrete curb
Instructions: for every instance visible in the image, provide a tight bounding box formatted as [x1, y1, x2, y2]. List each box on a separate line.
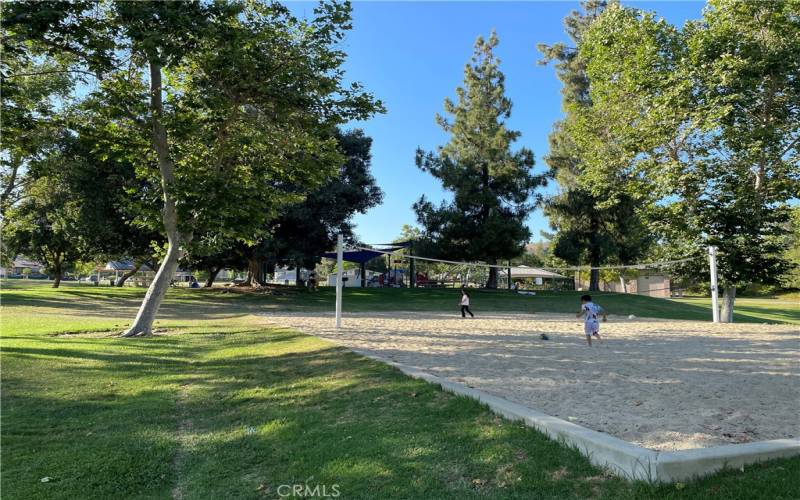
[347, 348, 800, 483]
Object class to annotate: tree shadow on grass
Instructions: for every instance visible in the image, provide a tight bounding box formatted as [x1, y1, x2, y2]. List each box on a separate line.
[3, 324, 799, 499]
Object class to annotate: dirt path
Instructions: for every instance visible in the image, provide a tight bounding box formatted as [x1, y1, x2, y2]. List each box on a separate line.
[171, 379, 196, 500]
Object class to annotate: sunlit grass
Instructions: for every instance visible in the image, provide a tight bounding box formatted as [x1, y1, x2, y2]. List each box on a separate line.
[3, 279, 797, 325]
[2, 282, 798, 498]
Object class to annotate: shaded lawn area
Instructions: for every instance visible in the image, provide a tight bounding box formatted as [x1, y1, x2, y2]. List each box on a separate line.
[2, 280, 798, 324]
[1, 283, 799, 498]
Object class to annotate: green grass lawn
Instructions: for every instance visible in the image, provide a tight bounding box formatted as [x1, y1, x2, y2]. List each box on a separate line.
[2, 282, 798, 499]
[3, 280, 797, 323]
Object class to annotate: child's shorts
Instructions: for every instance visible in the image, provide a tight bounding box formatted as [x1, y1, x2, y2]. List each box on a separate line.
[584, 320, 599, 336]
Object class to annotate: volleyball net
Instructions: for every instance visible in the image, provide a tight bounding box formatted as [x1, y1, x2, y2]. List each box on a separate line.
[351, 244, 702, 290]
[325, 238, 721, 325]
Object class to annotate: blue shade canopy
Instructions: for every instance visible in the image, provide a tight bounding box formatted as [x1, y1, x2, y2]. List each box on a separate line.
[322, 244, 407, 264]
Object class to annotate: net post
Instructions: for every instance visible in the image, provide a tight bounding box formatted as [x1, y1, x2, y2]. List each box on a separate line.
[335, 233, 343, 329]
[409, 240, 415, 289]
[708, 246, 720, 323]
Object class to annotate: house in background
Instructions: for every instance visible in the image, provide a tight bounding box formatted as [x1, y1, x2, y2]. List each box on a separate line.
[498, 265, 569, 290]
[576, 272, 673, 298]
[326, 268, 382, 287]
[271, 266, 314, 285]
[94, 260, 155, 286]
[0, 256, 46, 278]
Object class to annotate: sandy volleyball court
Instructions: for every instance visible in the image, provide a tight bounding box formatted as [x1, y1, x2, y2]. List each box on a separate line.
[262, 311, 799, 451]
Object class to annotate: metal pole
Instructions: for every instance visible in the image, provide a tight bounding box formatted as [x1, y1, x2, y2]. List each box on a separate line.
[335, 234, 343, 328]
[409, 241, 415, 288]
[708, 246, 719, 323]
[360, 262, 366, 288]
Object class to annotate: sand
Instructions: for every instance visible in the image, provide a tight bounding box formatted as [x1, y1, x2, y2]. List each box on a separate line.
[260, 311, 799, 451]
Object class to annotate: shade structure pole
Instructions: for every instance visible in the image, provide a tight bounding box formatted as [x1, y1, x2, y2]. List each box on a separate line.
[708, 246, 720, 323]
[336, 233, 343, 328]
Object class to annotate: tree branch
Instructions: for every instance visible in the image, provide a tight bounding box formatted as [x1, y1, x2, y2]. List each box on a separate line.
[779, 134, 800, 158]
[5, 69, 96, 79]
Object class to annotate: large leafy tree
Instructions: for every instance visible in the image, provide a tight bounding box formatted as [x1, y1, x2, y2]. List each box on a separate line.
[538, 0, 652, 291]
[265, 129, 383, 276]
[414, 32, 546, 288]
[64, 123, 164, 285]
[578, 0, 799, 320]
[0, 46, 76, 219]
[190, 128, 383, 287]
[3, 137, 82, 288]
[6, 1, 382, 335]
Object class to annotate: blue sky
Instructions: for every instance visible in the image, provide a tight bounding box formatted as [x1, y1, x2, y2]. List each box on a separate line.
[289, 1, 707, 245]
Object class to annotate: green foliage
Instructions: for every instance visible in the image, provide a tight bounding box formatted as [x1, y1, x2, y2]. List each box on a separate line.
[537, 1, 651, 291]
[64, 121, 163, 266]
[6, 1, 383, 327]
[780, 207, 800, 289]
[0, 47, 76, 218]
[265, 129, 384, 269]
[414, 32, 546, 286]
[577, 0, 799, 291]
[72, 1, 381, 243]
[3, 174, 81, 284]
[7, 0, 384, 233]
[184, 128, 383, 284]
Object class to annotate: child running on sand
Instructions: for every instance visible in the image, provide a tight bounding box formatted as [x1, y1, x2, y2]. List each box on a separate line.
[577, 294, 607, 346]
[459, 289, 474, 318]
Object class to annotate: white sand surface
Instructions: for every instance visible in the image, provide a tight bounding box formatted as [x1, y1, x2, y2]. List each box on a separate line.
[261, 311, 799, 451]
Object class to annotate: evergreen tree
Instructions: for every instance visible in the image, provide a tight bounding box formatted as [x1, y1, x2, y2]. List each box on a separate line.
[414, 32, 545, 288]
[780, 207, 800, 290]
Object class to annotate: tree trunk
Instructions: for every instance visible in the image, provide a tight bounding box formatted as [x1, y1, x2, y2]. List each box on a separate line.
[115, 263, 141, 287]
[52, 257, 62, 288]
[619, 273, 627, 294]
[720, 285, 736, 323]
[589, 269, 600, 292]
[122, 239, 183, 336]
[122, 61, 189, 337]
[588, 213, 601, 292]
[204, 267, 221, 288]
[245, 256, 265, 287]
[0, 157, 22, 218]
[485, 262, 498, 289]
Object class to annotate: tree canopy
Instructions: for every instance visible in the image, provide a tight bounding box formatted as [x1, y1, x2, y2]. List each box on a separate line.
[572, 0, 799, 319]
[537, 1, 652, 291]
[4, 0, 383, 335]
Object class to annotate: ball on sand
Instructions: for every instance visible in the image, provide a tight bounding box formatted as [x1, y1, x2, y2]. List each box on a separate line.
[628, 314, 636, 320]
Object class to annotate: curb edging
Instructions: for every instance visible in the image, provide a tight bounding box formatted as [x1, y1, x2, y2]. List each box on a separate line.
[348, 348, 800, 483]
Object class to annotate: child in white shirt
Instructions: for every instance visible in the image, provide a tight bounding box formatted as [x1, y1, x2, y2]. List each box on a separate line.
[577, 294, 607, 346]
[459, 289, 474, 318]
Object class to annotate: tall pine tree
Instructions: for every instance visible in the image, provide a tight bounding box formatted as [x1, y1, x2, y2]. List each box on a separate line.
[414, 32, 545, 288]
